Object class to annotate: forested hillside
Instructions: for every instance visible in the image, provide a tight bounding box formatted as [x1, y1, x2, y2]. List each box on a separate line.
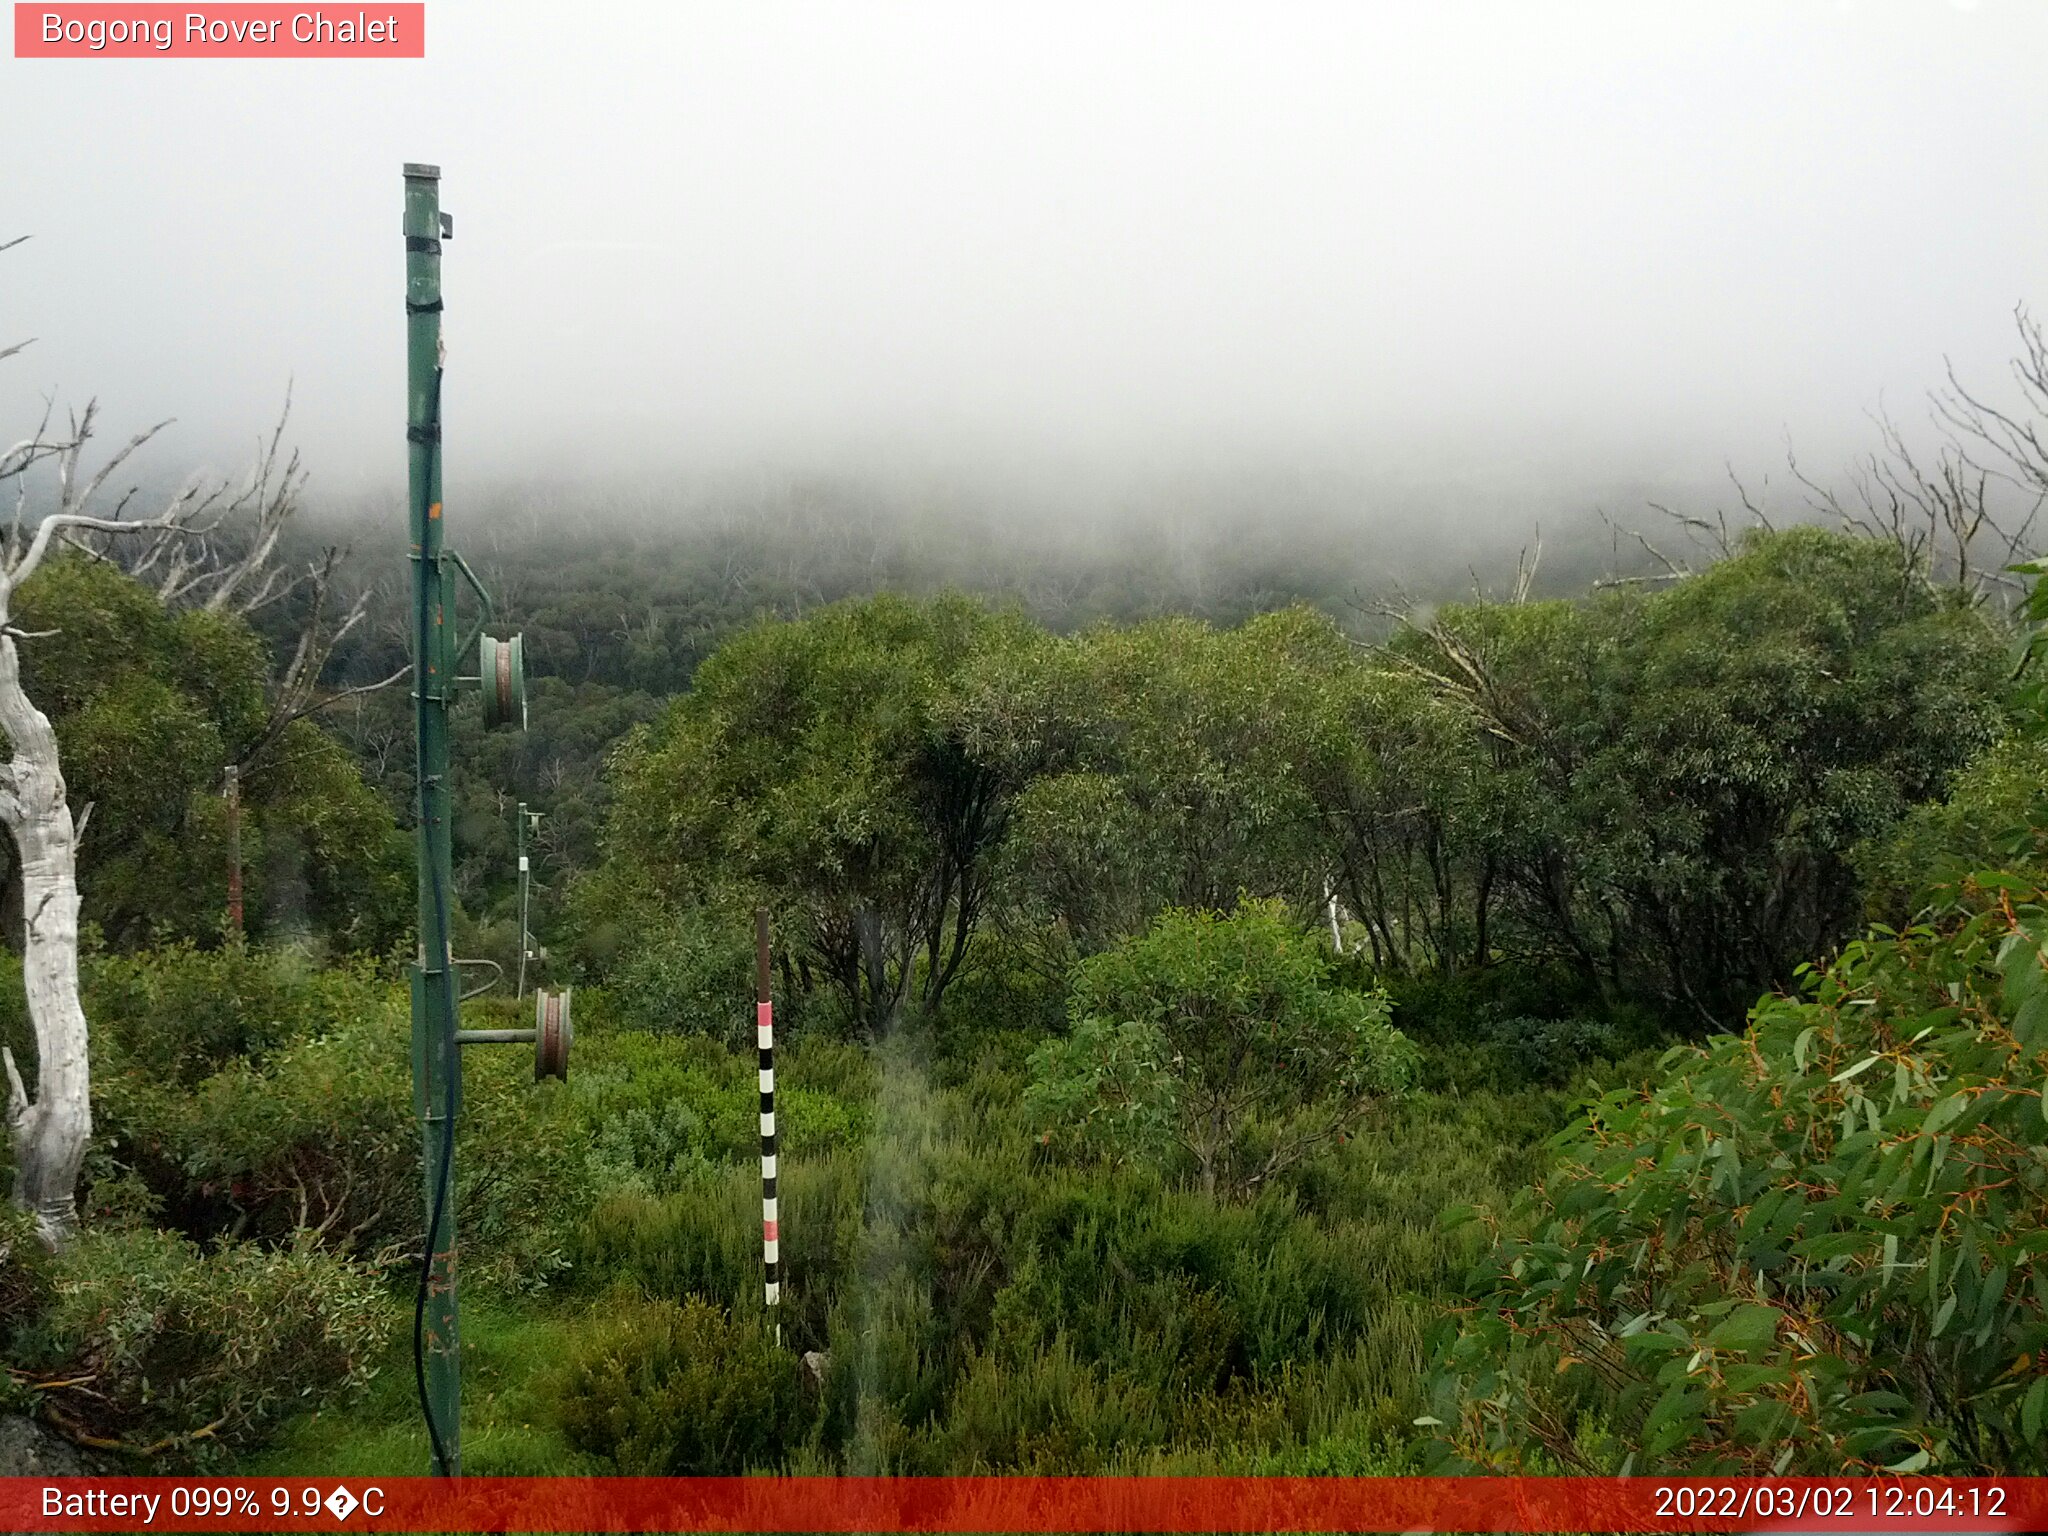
[6, 351, 2048, 1476]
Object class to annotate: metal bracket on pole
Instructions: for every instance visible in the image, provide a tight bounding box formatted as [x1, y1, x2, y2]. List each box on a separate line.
[453, 988, 571, 1080]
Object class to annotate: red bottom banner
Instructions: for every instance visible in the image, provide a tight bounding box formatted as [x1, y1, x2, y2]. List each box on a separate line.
[3, 1476, 2045, 1534]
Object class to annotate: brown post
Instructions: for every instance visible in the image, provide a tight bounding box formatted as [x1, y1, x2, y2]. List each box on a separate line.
[223, 763, 243, 940]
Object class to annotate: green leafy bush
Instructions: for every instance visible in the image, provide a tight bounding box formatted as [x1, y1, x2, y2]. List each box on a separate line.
[86, 943, 387, 1085]
[89, 959, 584, 1292]
[15, 1229, 387, 1461]
[930, 1335, 1175, 1471]
[572, 1031, 869, 1199]
[1860, 734, 2048, 915]
[602, 892, 759, 1045]
[1452, 1015, 1631, 1090]
[574, 1150, 865, 1348]
[555, 1296, 800, 1472]
[1425, 878, 2048, 1473]
[90, 963, 415, 1257]
[1026, 901, 1415, 1198]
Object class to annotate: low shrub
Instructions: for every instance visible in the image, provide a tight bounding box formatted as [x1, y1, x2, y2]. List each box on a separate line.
[86, 944, 387, 1086]
[574, 1151, 864, 1349]
[90, 967, 584, 1293]
[1026, 901, 1414, 1198]
[990, 1173, 1373, 1383]
[14, 1228, 388, 1461]
[573, 1031, 869, 1199]
[99, 1006, 415, 1256]
[928, 1335, 1170, 1471]
[554, 1295, 800, 1473]
[0, 1205, 55, 1357]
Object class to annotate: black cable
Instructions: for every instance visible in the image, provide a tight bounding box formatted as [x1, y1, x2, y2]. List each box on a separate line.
[410, 362, 460, 1478]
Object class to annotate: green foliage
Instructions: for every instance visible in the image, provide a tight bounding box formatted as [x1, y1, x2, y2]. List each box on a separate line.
[554, 1296, 801, 1473]
[10, 555, 405, 954]
[245, 720, 410, 957]
[0, 1205, 56, 1359]
[442, 676, 663, 956]
[607, 593, 1045, 1030]
[597, 888, 761, 1045]
[1446, 1015, 1632, 1091]
[547, 1008, 1554, 1476]
[587, 528, 2000, 1040]
[1373, 965, 1667, 1093]
[86, 950, 414, 1253]
[916, 1165, 1429, 1471]
[83, 943, 385, 1085]
[1407, 528, 2009, 1021]
[926, 945, 1066, 1083]
[1026, 901, 1415, 1198]
[572, 1031, 870, 1199]
[1860, 733, 2048, 916]
[1298, 654, 1501, 977]
[575, 1151, 866, 1349]
[997, 610, 1338, 948]
[1426, 878, 2048, 1473]
[33, 503, 2022, 1479]
[13, 1228, 387, 1461]
[84, 950, 585, 1292]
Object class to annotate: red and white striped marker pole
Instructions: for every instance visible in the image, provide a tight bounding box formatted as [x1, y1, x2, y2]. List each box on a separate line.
[755, 906, 780, 1345]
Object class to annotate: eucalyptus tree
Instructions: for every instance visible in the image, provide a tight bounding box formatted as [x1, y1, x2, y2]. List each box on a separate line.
[1398, 527, 2009, 1024]
[606, 593, 1043, 1031]
[995, 610, 1334, 959]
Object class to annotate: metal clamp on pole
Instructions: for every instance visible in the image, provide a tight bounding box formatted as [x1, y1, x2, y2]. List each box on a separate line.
[453, 987, 570, 1081]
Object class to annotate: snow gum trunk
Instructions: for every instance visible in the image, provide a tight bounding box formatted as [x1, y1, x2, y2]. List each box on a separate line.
[0, 621, 91, 1247]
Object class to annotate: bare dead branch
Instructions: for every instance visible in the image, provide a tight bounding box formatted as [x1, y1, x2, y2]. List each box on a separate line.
[1604, 509, 1692, 581]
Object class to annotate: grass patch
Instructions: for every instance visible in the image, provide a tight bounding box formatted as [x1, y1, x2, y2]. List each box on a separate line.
[243, 1296, 606, 1477]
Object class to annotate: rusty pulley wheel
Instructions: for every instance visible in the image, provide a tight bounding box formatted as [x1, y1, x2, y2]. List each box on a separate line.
[534, 987, 571, 1081]
[478, 632, 526, 730]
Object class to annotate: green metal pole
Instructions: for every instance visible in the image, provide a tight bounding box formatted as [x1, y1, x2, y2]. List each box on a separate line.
[404, 160, 461, 1478]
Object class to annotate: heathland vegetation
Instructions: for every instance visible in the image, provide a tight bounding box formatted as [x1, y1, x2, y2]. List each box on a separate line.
[7, 324, 2048, 1476]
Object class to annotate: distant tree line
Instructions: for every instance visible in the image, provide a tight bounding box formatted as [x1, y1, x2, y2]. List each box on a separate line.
[583, 525, 2008, 1036]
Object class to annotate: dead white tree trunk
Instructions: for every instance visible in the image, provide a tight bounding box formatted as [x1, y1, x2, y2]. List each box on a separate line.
[0, 502, 193, 1246]
[0, 239, 207, 1240]
[0, 585, 89, 1243]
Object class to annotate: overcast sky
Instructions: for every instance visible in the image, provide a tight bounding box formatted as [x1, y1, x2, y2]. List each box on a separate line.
[4, 1, 2045, 535]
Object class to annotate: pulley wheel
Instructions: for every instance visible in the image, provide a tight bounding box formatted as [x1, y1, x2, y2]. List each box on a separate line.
[479, 632, 526, 730]
[534, 987, 571, 1081]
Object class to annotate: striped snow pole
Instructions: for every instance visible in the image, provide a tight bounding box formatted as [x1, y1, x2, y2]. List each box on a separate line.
[755, 906, 780, 1342]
